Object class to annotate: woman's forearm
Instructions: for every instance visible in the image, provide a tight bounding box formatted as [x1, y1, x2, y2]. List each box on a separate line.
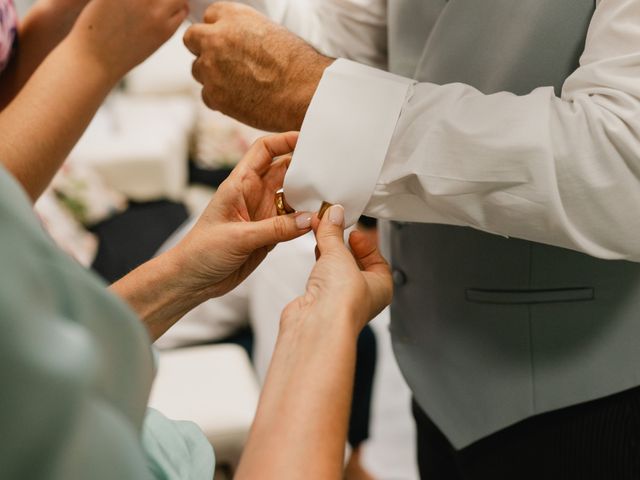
[110, 248, 208, 341]
[235, 305, 359, 480]
[0, 0, 83, 108]
[0, 31, 117, 200]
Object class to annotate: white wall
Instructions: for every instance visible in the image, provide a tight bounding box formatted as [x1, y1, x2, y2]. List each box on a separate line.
[15, 0, 35, 17]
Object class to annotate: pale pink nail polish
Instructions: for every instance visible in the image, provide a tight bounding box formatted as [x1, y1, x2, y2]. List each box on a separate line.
[328, 205, 344, 226]
[295, 212, 312, 229]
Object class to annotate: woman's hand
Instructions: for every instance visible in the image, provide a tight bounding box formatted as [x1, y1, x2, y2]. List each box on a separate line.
[282, 204, 393, 335]
[68, 0, 188, 81]
[235, 205, 392, 480]
[0, 0, 92, 107]
[172, 131, 313, 300]
[40, 0, 92, 24]
[112, 132, 312, 340]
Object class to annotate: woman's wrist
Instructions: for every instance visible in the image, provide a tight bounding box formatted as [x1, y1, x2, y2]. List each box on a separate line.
[61, 31, 123, 89]
[110, 248, 210, 341]
[280, 296, 363, 345]
[64, 11, 144, 88]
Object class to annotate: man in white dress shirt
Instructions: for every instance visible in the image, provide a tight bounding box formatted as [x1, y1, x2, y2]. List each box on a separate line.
[184, 1, 640, 478]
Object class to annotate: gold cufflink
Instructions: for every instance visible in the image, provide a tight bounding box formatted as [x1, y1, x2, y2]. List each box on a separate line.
[275, 189, 295, 216]
[275, 189, 334, 219]
[318, 201, 333, 220]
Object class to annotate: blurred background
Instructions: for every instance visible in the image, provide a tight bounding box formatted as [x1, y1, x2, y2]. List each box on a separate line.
[13, 2, 418, 477]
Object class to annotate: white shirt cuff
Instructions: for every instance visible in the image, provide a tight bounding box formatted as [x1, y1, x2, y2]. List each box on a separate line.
[284, 59, 414, 227]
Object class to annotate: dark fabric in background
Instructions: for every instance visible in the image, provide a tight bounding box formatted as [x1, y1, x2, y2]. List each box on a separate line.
[413, 386, 640, 480]
[91, 200, 188, 283]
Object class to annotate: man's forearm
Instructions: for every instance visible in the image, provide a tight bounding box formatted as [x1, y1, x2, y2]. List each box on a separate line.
[235, 306, 358, 480]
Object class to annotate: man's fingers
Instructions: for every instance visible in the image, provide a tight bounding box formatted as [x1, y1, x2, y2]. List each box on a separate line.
[348, 231, 393, 311]
[204, 1, 254, 23]
[262, 155, 292, 192]
[183, 24, 209, 55]
[243, 212, 312, 251]
[348, 231, 390, 275]
[239, 132, 299, 173]
[203, 1, 227, 23]
[191, 58, 203, 84]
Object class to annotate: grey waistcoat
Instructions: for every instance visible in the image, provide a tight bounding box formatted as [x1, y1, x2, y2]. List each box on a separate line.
[386, 0, 640, 448]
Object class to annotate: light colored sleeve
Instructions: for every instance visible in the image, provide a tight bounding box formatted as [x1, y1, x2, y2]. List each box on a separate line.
[276, 0, 387, 68]
[142, 408, 215, 480]
[285, 0, 640, 261]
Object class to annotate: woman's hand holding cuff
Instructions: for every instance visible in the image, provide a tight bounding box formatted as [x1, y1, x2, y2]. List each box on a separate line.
[171, 131, 313, 302]
[111, 132, 312, 340]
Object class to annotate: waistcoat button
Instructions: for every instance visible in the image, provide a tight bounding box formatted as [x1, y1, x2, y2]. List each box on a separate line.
[392, 269, 407, 286]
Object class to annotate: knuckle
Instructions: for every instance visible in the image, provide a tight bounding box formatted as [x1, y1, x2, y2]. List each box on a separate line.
[191, 60, 202, 82]
[183, 29, 193, 46]
[254, 135, 269, 150]
[201, 88, 216, 109]
[203, 2, 225, 22]
[272, 216, 289, 239]
[208, 32, 225, 50]
[247, 135, 266, 154]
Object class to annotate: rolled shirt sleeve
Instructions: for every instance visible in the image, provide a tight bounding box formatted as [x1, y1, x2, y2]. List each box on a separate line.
[285, 0, 640, 261]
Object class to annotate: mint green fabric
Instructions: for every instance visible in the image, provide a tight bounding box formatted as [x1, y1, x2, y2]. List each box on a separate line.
[0, 165, 215, 479]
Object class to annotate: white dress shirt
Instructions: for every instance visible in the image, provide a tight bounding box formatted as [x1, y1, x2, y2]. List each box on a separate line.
[240, 0, 640, 262]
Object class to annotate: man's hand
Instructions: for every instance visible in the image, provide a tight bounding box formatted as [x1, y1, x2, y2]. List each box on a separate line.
[184, 2, 334, 132]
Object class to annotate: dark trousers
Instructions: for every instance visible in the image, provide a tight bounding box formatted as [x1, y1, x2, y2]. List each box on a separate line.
[413, 386, 640, 480]
[348, 324, 377, 448]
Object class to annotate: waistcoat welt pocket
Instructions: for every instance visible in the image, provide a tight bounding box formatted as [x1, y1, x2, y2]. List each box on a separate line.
[465, 287, 595, 305]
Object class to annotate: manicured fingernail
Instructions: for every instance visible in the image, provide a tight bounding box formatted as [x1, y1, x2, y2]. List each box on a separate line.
[328, 205, 344, 226]
[295, 212, 312, 229]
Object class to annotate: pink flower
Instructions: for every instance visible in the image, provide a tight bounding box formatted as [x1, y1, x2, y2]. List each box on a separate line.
[0, 0, 18, 72]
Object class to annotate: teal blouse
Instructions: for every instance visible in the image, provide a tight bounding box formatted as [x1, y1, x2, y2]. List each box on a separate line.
[0, 165, 214, 479]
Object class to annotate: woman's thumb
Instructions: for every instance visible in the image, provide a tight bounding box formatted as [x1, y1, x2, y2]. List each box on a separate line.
[315, 205, 346, 254]
[243, 212, 313, 250]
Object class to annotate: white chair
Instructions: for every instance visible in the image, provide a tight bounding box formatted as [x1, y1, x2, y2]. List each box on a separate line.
[148, 344, 260, 472]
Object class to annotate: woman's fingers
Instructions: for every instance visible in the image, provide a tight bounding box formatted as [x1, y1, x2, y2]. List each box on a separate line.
[239, 132, 299, 173]
[315, 205, 350, 256]
[262, 155, 292, 192]
[348, 231, 393, 312]
[241, 211, 312, 251]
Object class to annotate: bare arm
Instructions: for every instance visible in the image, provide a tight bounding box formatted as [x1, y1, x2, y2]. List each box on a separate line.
[0, 0, 89, 108]
[235, 205, 393, 479]
[110, 133, 313, 341]
[0, 36, 116, 201]
[0, 0, 187, 201]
